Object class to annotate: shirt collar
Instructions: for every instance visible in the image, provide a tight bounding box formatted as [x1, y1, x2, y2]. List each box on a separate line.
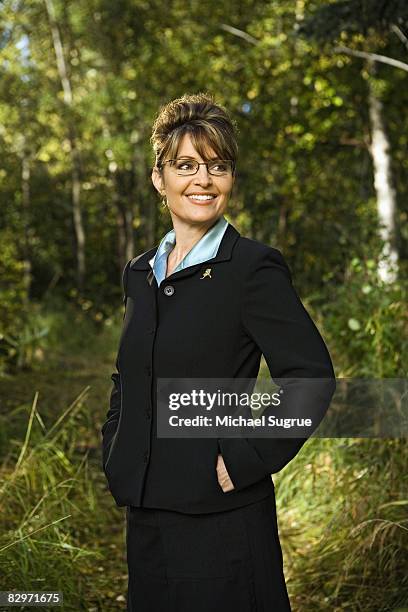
[149, 215, 229, 286]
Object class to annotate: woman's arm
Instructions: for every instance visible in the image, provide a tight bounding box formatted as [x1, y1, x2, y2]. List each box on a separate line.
[218, 247, 336, 491]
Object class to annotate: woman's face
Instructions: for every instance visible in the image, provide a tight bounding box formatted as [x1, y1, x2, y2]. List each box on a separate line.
[152, 132, 235, 227]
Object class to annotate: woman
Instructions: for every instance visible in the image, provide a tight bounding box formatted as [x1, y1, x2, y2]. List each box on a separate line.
[101, 92, 336, 611]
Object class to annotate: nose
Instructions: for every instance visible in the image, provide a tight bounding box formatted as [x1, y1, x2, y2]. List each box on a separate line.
[193, 163, 213, 185]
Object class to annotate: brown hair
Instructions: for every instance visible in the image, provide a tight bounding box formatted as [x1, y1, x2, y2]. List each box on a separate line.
[150, 92, 239, 177]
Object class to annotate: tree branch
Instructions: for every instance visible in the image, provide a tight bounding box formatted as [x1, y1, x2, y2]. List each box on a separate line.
[390, 24, 408, 52]
[219, 23, 259, 46]
[334, 45, 408, 73]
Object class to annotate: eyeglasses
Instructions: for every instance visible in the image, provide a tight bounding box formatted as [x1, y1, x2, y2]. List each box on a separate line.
[159, 158, 234, 176]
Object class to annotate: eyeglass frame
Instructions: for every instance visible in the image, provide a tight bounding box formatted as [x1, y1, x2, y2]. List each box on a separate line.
[156, 157, 236, 176]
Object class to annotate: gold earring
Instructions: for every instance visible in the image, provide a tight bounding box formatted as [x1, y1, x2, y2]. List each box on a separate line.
[160, 192, 168, 208]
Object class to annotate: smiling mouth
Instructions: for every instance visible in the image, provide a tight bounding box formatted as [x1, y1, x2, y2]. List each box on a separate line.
[185, 194, 218, 204]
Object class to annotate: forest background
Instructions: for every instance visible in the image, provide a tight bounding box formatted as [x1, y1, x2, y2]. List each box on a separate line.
[0, 1, 407, 610]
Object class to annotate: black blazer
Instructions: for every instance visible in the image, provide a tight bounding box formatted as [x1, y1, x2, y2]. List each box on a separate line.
[101, 223, 336, 513]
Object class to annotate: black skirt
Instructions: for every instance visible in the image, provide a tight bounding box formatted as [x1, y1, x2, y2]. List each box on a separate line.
[126, 491, 292, 611]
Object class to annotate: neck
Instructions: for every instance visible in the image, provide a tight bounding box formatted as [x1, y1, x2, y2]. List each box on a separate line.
[169, 215, 221, 262]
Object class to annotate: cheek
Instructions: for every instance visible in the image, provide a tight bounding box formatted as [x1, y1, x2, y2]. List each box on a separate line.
[220, 190, 232, 202]
[164, 175, 189, 195]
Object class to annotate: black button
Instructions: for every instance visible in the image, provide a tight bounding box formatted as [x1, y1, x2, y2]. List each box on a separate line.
[163, 285, 175, 296]
[143, 451, 149, 463]
[147, 327, 155, 335]
[145, 365, 152, 376]
[145, 410, 151, 420]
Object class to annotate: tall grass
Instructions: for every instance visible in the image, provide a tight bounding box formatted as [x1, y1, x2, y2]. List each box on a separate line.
[0, 300, 129, 610]
[274, 437, 408, 611]
[0, 385, 103, 610]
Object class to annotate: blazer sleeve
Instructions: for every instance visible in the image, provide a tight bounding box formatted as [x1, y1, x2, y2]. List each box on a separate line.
[217, 247, 336, 492]
[101, 259, 131, 471]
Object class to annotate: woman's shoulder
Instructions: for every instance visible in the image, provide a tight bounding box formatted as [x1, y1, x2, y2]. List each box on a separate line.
[231, 236, 293, 290]
[128, 246, 157, 269]
[234, 235, 290, 275]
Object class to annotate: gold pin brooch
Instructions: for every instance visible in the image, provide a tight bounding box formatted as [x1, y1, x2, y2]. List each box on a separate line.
[200, 268, 212, 279]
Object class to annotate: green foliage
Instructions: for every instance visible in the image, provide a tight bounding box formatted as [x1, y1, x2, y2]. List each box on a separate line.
[0, 312, 127, 609]
[1, 0, 407, 316]
[300, 0, 408, 42]
[275, 437, 408, 611]
[0, 386, 98, 609]
[321, 255, 407, 377]
[0, 231, 27, 374]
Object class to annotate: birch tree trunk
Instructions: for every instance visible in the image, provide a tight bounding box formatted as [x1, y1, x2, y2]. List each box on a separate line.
[44, 0, 85, 291]
[366, 59, 398, 283]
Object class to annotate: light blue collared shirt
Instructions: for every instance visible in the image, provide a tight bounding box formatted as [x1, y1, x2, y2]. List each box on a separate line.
[149, 215, 229, 287]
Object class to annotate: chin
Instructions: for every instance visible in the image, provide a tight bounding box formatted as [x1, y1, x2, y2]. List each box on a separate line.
[176, 207, 221, 225]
